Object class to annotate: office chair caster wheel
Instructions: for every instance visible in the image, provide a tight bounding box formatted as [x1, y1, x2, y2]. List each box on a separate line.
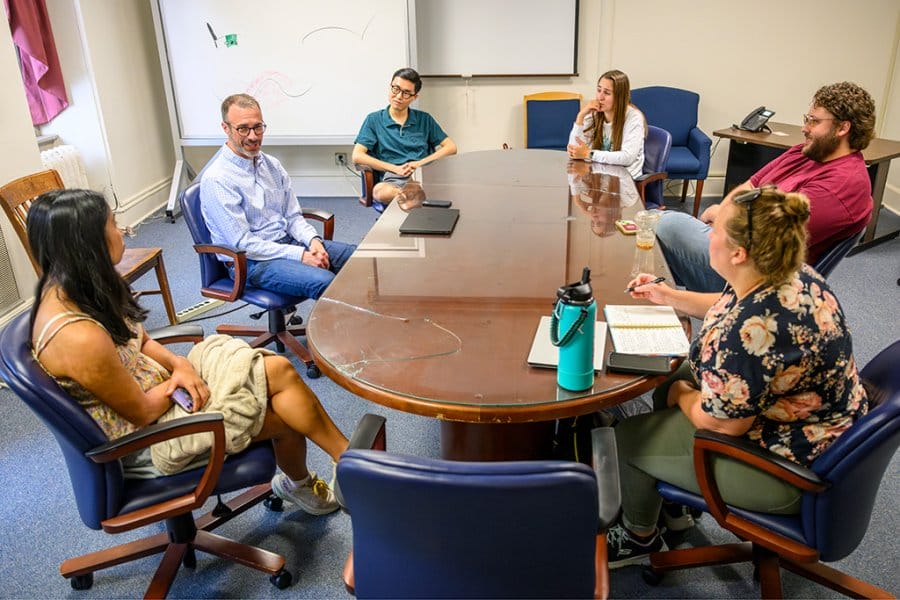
[306, 364, 321, 379]
[641, 566, 663, 586]
[288, 314, 303, 326]
[270, 569, 293, 589]
[71, 573, 93, 590]
[183, 547, 197, 569]
[264, 495, 284, 512]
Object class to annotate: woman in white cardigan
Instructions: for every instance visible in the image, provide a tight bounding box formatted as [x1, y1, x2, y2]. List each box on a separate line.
[568, 69, 646, 179]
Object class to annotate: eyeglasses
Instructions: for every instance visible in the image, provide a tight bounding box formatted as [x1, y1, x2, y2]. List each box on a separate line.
[229, 122, 266, 136]
[390, 84, 416, 99]
[733, 185, 776, 251]
[801, 114, 836, 127]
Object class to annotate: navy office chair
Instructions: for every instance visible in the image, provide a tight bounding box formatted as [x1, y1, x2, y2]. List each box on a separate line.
[179, 181, 334, 378]
[811, 229, 864, 278]
[646, 339, 900, 599]
[337, 428, 621, 599]
[630, 86, 712, 216]
[524, 91, 583, 151]
[0, 311, 291, 596]
[634, 125, 672, 209]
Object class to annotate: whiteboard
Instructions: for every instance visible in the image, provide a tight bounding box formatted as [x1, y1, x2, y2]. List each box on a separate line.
[415, 0, 578, 77]
[154, 0, 410, 144]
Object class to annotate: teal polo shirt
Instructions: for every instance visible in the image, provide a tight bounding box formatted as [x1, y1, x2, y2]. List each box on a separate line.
[354, 107, 448, 165]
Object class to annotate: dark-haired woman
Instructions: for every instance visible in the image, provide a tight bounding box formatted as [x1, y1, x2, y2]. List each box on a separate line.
[605, 187, 868, 567]
[567, 69, 645, 179]
[28, 189, 348, 515]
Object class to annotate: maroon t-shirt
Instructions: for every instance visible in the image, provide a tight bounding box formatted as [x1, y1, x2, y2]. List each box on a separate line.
[750, 144, 871, 264]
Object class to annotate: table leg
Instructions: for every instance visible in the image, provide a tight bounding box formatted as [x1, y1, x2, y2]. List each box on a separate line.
[440, 420, 555, 461]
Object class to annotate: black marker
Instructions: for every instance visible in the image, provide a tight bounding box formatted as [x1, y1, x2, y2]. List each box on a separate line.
[207, 22, 218, 47]
[624, 276, 666, 293]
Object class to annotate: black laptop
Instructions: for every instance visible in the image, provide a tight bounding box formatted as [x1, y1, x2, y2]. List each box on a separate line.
[399, 207, 460, 235]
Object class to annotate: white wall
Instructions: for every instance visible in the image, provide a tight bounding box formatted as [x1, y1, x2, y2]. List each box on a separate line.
[418, 0, 900, 209]
[78, 0, 175, 221]
[39, 0, 174, 224]
[883, 32, 900, 211]
[5, 0, 900, 230]
[0, 16, 43, 306]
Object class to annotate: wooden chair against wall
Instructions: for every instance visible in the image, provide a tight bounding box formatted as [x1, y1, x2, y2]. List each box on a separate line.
[0, 169, 179, 324]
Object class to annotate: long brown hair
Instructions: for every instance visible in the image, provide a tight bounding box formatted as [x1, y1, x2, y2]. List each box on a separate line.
[586, 69, 632, 151]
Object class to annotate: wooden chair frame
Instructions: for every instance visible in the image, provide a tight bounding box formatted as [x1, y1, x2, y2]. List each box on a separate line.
[0, 169, 179, 324]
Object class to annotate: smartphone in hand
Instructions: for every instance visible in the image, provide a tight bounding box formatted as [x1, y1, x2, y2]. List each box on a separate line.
[171, 388, 194, 411]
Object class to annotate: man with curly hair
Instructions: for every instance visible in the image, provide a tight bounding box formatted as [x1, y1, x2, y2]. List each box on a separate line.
[655, 81, 875, 293]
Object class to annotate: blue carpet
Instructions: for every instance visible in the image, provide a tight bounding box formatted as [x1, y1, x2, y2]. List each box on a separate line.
[0, 195, 897, 598]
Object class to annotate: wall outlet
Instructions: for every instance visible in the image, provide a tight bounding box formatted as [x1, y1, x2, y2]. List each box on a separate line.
[334, 152, 348, 166]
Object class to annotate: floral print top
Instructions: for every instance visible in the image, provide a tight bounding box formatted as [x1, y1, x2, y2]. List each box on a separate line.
[689, 264, 867, 466]
[33, 311, 169, 441]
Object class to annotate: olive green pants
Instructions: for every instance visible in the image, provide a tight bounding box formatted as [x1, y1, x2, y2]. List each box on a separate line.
[615, 362, 803, 532]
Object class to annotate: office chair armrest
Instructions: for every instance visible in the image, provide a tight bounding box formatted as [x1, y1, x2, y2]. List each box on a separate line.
[85, 412, 224, 462]
[355, 163, 375, 207]
[301, 207, 335, 240]
[147, 323, 205, 344]
[333, 414, 388, 511]
[85, 413, 227, 533]
[691, 428, 828, 563]
[348, 413, 387, 451]
[590, 426, 620, 600]
[687, 128, 712, 173]
[590, 427, 621, 532]
[694, 429, 827, 491]
[633, 171, 668, 204]
[192, 243, 248, 302]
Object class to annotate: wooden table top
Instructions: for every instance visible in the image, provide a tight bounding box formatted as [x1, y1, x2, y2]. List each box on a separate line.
[713, 122, 900, 164]
[307, 149, 684, 423]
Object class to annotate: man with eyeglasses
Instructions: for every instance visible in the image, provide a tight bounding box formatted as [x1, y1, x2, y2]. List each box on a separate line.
[200, 93, 356, 300]
[654, 81, 875, 293]
[352, 67, 457, 206]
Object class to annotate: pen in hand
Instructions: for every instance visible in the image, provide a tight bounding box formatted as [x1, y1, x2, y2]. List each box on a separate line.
[624, 276, 666, 293]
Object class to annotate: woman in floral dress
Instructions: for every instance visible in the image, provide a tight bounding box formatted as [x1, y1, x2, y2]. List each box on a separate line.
[604, 186, 868, 567]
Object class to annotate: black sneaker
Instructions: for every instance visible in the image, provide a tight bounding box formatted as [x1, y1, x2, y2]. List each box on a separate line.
[606, 523, 667, 569]
[660, 501, 699, 532]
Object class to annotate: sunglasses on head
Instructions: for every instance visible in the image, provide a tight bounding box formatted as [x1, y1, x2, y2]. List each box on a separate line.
[733, 185, 777, 251]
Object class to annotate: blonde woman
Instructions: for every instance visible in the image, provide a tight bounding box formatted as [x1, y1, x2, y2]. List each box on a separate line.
[606, 187, 868, 567]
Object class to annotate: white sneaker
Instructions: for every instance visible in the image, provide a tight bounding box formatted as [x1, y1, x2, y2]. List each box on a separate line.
[271, 472, 339, 515]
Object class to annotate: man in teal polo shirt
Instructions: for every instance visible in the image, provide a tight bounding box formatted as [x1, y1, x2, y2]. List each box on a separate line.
[352, 67, 457, 205]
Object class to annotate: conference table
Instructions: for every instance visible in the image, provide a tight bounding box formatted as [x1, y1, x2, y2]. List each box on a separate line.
[714, 122, 900, 254]
[307, 149, 687, 460]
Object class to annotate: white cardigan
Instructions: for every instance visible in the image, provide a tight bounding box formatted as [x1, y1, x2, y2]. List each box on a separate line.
[569, 105, 645, 179]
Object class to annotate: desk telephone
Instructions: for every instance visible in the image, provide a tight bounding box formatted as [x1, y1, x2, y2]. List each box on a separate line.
[735, 106, 775, 132]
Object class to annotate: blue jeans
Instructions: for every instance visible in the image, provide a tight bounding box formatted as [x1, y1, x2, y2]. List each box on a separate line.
[238, 238, 356, 300]
[655, 211, 726, 293]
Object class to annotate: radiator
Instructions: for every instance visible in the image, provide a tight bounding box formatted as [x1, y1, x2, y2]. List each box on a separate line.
[0, 226, 23, 317]
[40, 144, 90, 188]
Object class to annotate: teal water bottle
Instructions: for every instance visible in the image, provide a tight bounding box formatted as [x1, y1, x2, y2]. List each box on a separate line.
[550, 267, 596, 392]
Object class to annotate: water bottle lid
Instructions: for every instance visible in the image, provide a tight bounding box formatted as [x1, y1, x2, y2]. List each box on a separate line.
[557, 267, 593, 303]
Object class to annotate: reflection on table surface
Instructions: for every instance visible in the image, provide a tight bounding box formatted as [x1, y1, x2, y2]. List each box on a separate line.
[308, 149, 679, 425]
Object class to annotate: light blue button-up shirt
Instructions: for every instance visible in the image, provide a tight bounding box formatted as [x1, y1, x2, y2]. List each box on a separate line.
[199, 145, 318, 262]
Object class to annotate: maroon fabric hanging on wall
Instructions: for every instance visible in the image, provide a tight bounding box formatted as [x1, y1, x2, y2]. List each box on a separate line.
[4, 0, 69, 125]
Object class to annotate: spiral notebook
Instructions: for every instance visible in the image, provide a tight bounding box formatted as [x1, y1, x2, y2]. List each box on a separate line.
[603, 305, 690, 356]
[526, 316, 608, 370]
